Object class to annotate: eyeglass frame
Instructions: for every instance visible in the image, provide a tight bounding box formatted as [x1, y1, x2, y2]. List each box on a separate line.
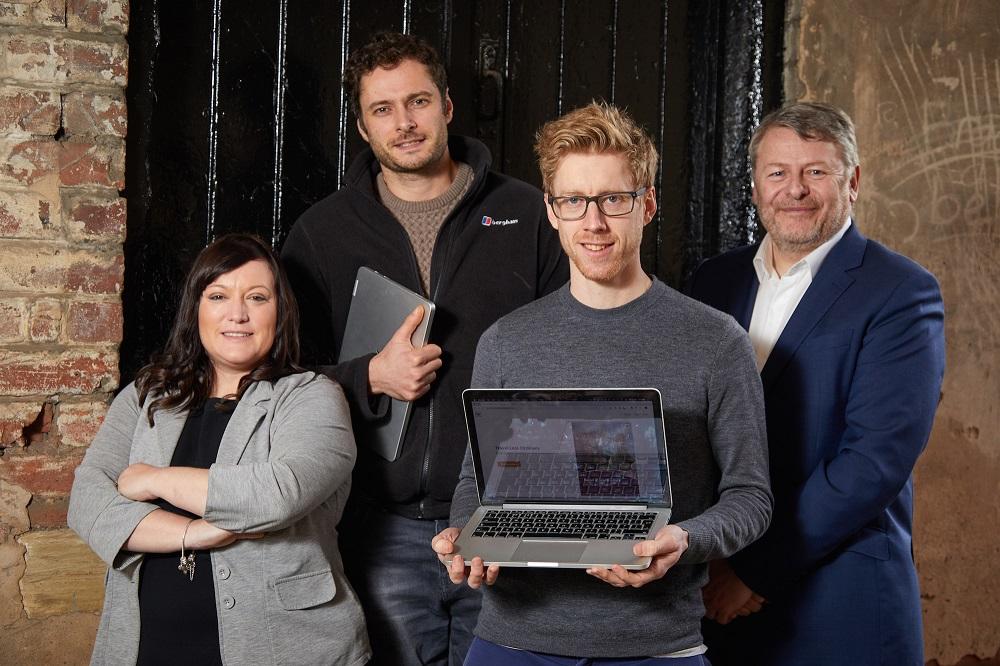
[546, 186, 650, 221]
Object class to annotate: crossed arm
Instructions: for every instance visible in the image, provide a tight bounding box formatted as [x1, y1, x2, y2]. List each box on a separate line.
[115, 463, 258, 553]
[68, 377, 356, 566]
[67, 385, 242, 566]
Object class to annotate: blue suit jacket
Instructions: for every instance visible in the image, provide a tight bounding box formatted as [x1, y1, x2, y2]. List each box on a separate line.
[689, 224, 945, 666]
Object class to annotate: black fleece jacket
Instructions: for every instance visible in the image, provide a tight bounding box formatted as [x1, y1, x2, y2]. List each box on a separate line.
[281, 136, 568, 519]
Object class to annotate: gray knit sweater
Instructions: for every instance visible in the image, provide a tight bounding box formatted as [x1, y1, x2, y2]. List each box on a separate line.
[449, 279, 772, 658]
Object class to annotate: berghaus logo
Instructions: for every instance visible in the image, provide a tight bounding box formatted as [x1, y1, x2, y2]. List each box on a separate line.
[481, 215, 518, 227]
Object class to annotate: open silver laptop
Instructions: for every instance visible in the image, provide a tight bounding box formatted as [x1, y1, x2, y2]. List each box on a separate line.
[453, 388, 673, 569]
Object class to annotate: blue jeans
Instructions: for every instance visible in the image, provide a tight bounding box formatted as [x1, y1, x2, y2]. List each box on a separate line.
[339, 501, 482, 666]
[465, 638, 712, 666]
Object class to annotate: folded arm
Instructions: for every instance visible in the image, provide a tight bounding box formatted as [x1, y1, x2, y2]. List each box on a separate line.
[202, 377, 357, 533]
[68, 385, 161, 568]
[123, 509, 258, 553]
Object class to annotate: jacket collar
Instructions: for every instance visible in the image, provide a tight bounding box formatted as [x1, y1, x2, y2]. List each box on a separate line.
[152, 380, 272, 465]
[759, 223, 867, 391]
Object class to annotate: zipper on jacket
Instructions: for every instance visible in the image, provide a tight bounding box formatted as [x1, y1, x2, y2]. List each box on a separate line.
[411, 153, 485, 514]
[418, 223, 463, 511]
[417, 398, 435, 518]
[419, 194, 473, 513]
[374, 207, 432, 513]
[412, 233, 433, 519]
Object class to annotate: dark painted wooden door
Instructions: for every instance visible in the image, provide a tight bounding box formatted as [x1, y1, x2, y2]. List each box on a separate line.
[122, 0, 783, 381]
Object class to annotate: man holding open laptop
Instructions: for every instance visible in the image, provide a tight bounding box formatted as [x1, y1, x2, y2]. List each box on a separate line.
[432, 102, 772, 665]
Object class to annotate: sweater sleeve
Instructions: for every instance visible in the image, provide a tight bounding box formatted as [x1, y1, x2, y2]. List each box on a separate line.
[676, 322, 773, 563]
[449, 323, 504, 529]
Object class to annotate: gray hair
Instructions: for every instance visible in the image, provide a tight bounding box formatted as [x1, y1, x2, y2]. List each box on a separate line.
[749, 102, 859, 172]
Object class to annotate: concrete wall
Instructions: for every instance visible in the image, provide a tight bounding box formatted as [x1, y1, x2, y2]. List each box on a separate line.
[786, 1, 1000, 663]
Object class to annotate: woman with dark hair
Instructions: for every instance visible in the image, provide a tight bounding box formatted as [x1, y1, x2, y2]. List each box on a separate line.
[69, 234, 370, 666]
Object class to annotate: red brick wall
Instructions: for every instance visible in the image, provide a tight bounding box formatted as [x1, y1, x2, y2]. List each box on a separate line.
[0, 1, 127, 662]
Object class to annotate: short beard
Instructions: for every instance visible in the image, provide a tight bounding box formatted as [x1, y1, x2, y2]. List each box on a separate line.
[761, 189, 851, 256]
[371, 132, 448, 175]
[568, 249, 629, 284]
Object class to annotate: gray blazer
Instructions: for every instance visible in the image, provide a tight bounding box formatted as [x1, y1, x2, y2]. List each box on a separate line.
[68, 372, 370, 665]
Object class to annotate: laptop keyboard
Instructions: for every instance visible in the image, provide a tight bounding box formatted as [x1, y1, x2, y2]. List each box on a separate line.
[471, 509, 657, 540]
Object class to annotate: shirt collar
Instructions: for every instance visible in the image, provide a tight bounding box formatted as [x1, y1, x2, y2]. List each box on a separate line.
[753, 217, 852, 282]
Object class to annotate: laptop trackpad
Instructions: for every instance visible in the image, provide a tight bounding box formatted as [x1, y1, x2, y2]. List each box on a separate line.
[512, 540, 587, 564]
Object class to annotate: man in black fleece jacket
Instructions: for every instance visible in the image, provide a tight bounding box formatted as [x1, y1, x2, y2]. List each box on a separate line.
[281, 32, 567, 666]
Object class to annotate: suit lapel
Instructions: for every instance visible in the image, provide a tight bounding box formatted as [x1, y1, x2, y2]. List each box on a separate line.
[760, 225, 867, 392]
[215, 383, 269, 465]
[732, 257, 759, 331]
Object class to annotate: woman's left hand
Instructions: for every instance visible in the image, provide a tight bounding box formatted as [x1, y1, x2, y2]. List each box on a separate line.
[117, 463, 161, 501]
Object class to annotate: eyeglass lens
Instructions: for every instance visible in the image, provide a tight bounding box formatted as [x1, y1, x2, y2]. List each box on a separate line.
[554, 192, 638, 220]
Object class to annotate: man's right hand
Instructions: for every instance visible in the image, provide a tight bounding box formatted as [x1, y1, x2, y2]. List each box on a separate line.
[432, 527, 500, 589]
[703, 558, 765, 624]
[369, 306, 443, 401]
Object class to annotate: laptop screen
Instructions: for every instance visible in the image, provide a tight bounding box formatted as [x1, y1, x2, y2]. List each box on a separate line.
[463, 389, 672, 507]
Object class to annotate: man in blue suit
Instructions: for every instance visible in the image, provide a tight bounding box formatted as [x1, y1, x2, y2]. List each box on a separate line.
[689, 102, 945, 666]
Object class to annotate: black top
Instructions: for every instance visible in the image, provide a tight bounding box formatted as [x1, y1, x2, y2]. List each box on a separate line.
[137, 398, 235, 666]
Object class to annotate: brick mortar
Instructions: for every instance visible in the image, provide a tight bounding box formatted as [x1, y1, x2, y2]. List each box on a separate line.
[0, 343, 121, 353]
[0, 292, 121, 301]
[0, 26, 127, 46]
[0, 78, 127, 96]
[52, 393, 113, 402]
[62, 185, 128, 202]
[0, 236, 125, 253]
[0, 393, 113, 404]
[6, 183, 125, 195]
[0, 238, 125, 252]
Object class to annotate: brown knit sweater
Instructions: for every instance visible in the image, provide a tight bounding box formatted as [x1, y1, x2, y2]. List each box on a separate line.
[376, 162, 474, 295]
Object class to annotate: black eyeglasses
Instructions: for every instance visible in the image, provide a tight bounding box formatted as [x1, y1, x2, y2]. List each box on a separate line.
[547, 187, 649, 221]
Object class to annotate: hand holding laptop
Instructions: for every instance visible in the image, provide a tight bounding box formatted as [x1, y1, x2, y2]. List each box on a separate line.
[433, 523, 689, 590]
[343, 268, 437, 461]
[433, 527, 501, 588]
[369, 305, 443, 401]
[586, 524, 689, 588]
[450, 389, 674, 570]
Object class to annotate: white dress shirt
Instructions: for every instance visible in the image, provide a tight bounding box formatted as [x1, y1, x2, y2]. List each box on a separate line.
[748, 218, 852, 370]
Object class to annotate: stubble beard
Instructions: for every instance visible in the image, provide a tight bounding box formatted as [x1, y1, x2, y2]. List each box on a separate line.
[761, 192, 851, 256]
[371, 128, 449, 175]
[565, 228, 639, 285]
[569, 249, 628, 284]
